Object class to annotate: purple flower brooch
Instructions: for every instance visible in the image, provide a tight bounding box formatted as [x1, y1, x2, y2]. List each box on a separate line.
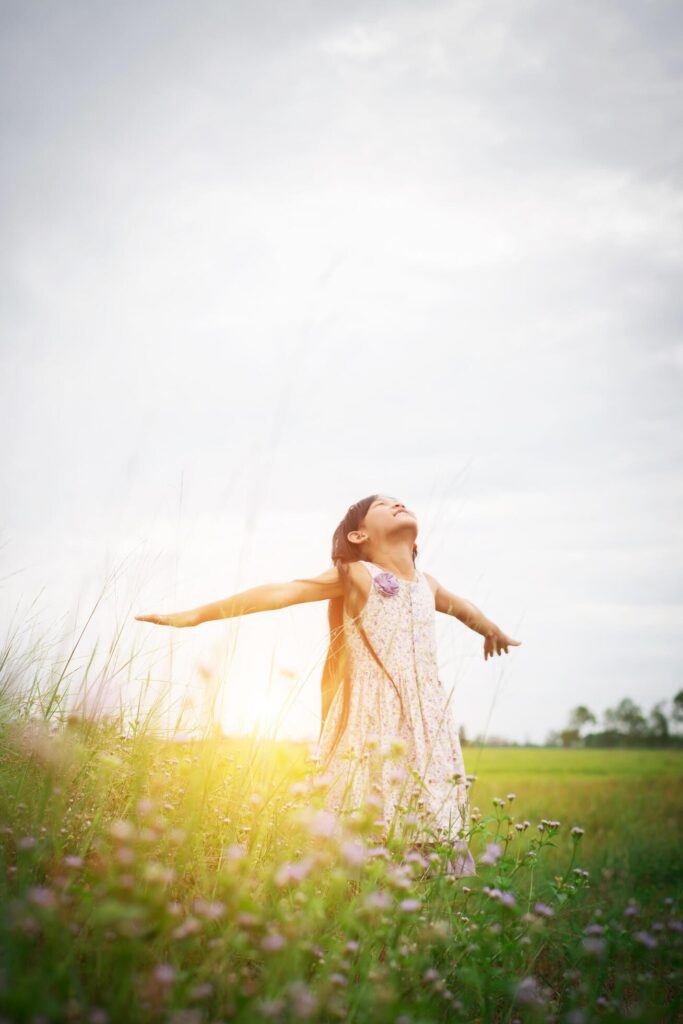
[373, 571, 400, 597]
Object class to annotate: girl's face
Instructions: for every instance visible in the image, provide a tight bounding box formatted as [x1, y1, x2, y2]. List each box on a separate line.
[351, 495, 418, 548]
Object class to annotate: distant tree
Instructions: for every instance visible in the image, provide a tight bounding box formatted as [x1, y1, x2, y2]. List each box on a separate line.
[545, 729, 562, 747]
[649, 701, 669, 739]
[568, 705, 597, 736]
[559, 728, 580, 748]
[672, 690, 683, 725]
[603, 698, 648, 737]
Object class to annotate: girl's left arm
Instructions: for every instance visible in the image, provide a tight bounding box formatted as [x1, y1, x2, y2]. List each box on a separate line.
[423, 573, 522, 660]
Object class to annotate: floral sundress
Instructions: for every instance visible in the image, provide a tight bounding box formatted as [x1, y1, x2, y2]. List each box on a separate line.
[314, 559, 477, 876]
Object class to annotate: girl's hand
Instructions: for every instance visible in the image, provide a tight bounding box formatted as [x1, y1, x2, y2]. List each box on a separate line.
[484, 627, 522, 660]
[134, 611, 197, 628]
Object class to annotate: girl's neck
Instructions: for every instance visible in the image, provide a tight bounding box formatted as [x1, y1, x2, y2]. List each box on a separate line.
[365, 547, 416, 581]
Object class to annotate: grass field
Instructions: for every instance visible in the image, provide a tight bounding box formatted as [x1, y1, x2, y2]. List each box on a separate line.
[1, 721, 681, 1024]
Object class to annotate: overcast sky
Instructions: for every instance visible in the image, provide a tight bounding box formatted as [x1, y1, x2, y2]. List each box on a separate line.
[1, 0, 682, 748]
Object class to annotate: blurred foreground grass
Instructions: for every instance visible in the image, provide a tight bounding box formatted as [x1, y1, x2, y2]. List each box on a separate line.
[1, 716, 681, 1024]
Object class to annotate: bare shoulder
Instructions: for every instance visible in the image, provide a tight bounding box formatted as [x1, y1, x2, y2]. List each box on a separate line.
[421, 571, 439, 600]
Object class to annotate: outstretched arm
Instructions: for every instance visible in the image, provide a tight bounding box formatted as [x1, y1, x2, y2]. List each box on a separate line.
[423, 572, 522, 660]
[135, 565, 344, 627]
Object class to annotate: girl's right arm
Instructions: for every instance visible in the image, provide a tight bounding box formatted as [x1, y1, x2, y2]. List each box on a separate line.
[135, 566, 345, 627]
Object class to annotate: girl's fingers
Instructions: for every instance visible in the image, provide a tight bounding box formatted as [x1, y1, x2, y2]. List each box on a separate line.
[484, 634, 522, 659]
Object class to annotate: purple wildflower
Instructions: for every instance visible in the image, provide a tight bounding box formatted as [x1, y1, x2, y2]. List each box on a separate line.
[634, 930, 657, 949]
[478, 842, 503, 866]
[533, 901, 554, 918]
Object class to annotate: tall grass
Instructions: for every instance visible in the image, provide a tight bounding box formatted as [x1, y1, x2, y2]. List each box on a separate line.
[0, 583, 681, 1023]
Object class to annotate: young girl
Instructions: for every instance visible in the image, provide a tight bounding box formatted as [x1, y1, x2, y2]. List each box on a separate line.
[136, 493, 521, 876]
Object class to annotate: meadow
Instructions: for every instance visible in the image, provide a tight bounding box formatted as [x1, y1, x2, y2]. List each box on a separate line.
[1, 711, 681, 1024]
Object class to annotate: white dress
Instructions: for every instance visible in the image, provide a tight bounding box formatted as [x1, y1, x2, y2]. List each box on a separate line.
[314, 560, 476, 875]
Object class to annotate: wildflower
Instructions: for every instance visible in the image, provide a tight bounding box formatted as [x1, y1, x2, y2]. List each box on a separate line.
[399, 898, 422, 912]
[192, 898, 226, 920]
[584, 923, 605, 936]
[222, 843, 247, 862]
[340, 839, 368, 867]
[492, 797, 506, 808]
[108, 820, 136, 842]
[144, 862, 175, 885]
[27, 886, 57, 908]
[63, 855, 83, 869]
[258, 998, 286, 1018]
[478, 842, 503, 866]
[172, 917, 201, 940]
[152, 963, 175, 985]
[330, 973, 348, 986]
[287, 979, 318, 1018]
[507, 793, 516, 802]
[634, 930, 657, 949]
[18, 836, 37, 850]
[190, 982, 214, 1000]
[344, 940, 360, 954]
[262, 932, 287, 951]
[623, 903, 640, 917]
[566, 1011, 586, 1024]
[386, 864, 413, 890]
[88, 1010, 109, 1024]
[363, 890, 392, 911]
[571, 826, 585, 838]
[137, 797, 155, 817]
[302, 809, 341, 840]
[514, 976, 547, 1007]
[498, 891, 516, 908]
[275, 856, 315, 887]
[533, 902, 554, 918]
[582, 937, 606, 956]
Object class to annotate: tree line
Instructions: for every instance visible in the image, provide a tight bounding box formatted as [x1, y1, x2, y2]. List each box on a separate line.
[546, 690, 683, 748]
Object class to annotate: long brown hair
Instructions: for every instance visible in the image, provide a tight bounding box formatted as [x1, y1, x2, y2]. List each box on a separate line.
[318, 494, 418, 763]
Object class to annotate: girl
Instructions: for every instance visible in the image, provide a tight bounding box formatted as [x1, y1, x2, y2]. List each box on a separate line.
[136, 493, 521, 876]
